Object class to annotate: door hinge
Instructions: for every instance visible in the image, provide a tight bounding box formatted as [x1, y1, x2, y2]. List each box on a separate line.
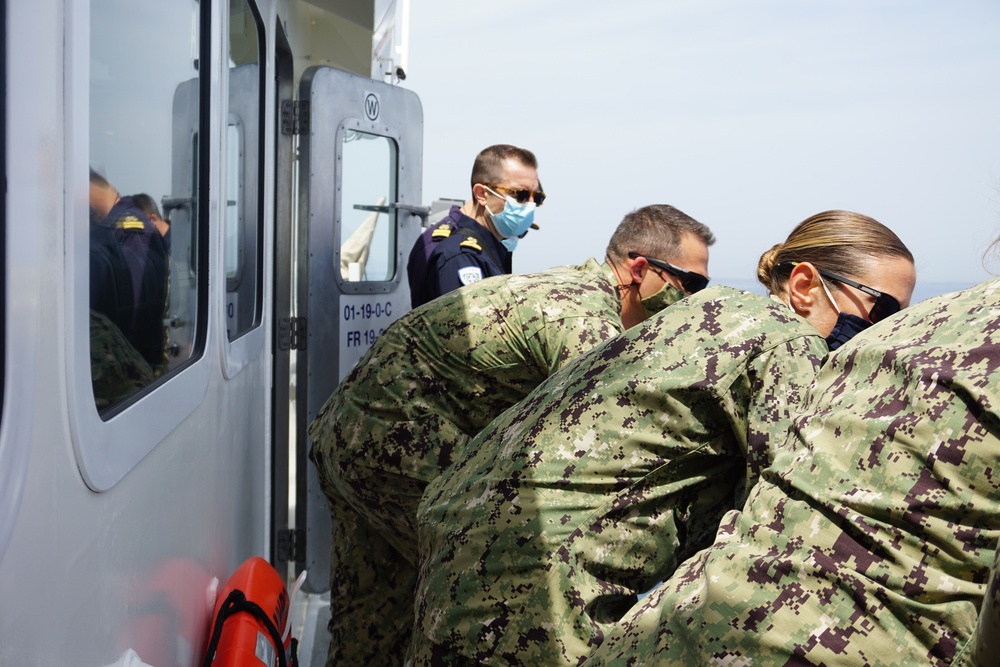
[278, 316, 307, 351]
[280, 100, 310, 135]
[277, 528, 305, 563]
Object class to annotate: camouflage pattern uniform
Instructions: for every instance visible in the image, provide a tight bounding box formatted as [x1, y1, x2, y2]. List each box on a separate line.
[308, 259, 646, 666]
[586, 278, 1000, 667]
[90, 308, 154, 410]
[413, 286, 828, 666]
[955, 543, 1000, 666]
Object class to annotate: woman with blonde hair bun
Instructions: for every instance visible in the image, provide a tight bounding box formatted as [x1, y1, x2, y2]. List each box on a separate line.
[757, 211, 916, 350]
[588, 234, 1000, 667]
[756, 209, 915, 349]
[410, 211, 917, 666]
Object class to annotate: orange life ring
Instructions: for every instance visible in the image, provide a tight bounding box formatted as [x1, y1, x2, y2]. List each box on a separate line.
[202, 557, 297, 667]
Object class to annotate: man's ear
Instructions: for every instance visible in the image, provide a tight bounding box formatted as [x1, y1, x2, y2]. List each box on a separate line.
[472, 183, 489, 207]
[787, 262, 819, 314]
[628, 255, 648, 285]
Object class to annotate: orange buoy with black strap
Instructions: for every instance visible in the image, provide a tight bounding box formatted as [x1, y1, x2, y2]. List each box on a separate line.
[202, 557, 298, 667]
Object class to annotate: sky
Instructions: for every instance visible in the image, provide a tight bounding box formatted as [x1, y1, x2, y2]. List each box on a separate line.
[401, 0, 1000, 296]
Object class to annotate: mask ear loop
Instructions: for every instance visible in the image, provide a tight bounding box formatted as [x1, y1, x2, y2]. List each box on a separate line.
[481, 187, 504, 224]
[817, 275, 842, 314]
[608, 254, 639, 294]
[484, 185, 516, 206]
[782, 262, 841, 315]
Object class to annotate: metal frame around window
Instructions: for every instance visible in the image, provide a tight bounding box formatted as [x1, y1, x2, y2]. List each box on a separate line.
[69, 0, 213, 491]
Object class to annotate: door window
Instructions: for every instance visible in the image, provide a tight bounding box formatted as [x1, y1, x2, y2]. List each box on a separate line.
[339, 131, 398, 283]
[89, 0, 202, 413]
[225, 0, 263, 341]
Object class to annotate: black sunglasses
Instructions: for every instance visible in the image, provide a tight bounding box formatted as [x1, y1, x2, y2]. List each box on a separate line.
[627, 252, 709, 294]
[489, 184, 546, 207]
[816, 268, 901, 323]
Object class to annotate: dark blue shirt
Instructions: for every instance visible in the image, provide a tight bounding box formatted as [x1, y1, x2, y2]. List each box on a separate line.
[90, 215, 134, 338]
[406, 206, 512, 308]
[98, 196, 169, 367]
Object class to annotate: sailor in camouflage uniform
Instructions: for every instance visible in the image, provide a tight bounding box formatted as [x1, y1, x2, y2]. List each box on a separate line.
[90, 309, 154, 410]
[412, 211, 916, 666]
[308, 205, 715, 665]
[584, 283, 1000, 667]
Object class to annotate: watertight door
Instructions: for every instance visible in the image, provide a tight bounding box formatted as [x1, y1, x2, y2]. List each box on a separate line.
[296, 66, 423, 592]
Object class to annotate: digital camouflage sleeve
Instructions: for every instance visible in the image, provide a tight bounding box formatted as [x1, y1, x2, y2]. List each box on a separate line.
[306, 259, 633, 665]
[309, 258, 625, 487]
[90, 308, 154, 410]
[413, 286, 828, 666]
[956, 543, 1000, 666]
[586, 278, 1000, 667]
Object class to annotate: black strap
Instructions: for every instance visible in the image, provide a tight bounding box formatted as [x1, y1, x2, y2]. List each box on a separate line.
[202, 589, 299, 667]
[457, 226, 504, 270]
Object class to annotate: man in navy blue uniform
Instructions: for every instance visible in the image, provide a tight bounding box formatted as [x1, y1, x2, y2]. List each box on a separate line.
[406, 144, 544, 308]
[90, 169, 169, 369]
[89, 207, 134, 340]
[132, 192, 171, 252]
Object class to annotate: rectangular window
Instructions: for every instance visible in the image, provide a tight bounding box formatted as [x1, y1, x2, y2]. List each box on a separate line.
[89, 0, 202, 413]
[225, 0, 263, 341]
[339, 131, 399, 283]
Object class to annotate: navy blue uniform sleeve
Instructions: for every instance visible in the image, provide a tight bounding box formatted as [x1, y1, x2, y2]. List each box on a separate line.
[432, 249, 500, 297]
[90, 225, 135, 336]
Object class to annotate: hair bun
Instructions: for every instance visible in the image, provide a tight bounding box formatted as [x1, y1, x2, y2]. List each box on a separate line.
[756, 244, 783, 284]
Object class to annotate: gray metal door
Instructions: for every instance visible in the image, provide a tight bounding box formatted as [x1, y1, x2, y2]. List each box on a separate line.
[297, 66, 423, 592]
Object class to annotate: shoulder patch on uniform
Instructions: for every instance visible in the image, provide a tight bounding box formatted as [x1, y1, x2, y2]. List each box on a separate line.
[458, 266, 484, 286]
[459, 237, 482, 252]
[118, 216, 145, 231]
[431, 224, 453, 240]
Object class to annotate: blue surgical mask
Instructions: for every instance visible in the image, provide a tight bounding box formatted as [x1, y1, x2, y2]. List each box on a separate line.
[818, 276, 872, 350]
[485, 186, 536, 241]
[501, 236, 519, 252]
